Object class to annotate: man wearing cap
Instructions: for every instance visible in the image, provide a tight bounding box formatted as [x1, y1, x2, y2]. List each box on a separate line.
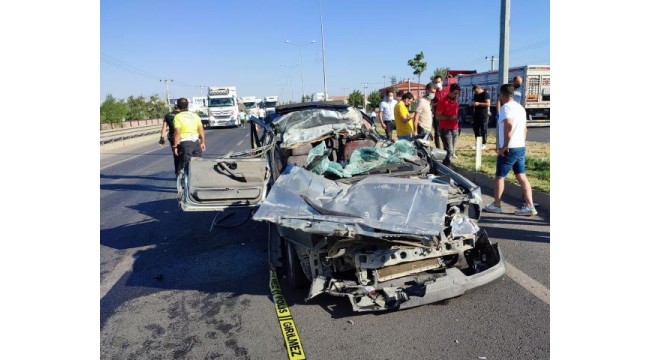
[173, 98, 206, 176]
[160, 104, 181, 173]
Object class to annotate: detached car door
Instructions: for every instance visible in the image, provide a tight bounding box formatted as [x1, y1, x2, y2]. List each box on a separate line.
[178, 157, 270, 212]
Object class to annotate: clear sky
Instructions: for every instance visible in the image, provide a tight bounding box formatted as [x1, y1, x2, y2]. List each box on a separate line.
[100, 0, 549, 102]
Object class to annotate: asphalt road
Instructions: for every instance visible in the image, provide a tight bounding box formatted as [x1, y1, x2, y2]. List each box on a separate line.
[100, 124, 550, 360]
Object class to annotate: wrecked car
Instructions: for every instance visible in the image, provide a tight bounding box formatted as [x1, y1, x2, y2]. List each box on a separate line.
[177, 101, 505, 312]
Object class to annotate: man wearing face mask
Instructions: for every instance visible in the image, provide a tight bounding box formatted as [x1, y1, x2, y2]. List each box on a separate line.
[414, 82, 435, 141]
[430, 75, 446, 149]
[435, 83, 461, 166]
[379, 90, 398, 141]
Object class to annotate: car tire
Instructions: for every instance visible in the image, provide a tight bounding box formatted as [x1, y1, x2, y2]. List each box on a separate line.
[284, 241, 309, 289]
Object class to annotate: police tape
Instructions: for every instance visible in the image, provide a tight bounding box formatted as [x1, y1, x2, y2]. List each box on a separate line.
[269, 270, 307, 360]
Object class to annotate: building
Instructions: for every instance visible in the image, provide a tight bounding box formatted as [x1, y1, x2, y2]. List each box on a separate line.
[378, 80, 427, 99]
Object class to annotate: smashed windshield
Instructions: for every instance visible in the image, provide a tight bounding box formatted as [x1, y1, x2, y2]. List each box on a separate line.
[208, 98, 234, 107]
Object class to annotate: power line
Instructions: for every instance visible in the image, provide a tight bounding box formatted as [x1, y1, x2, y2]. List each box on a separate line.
[101, 53, 197, 90]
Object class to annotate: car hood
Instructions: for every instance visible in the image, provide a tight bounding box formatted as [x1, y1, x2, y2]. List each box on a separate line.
[253, 164, 449, 237]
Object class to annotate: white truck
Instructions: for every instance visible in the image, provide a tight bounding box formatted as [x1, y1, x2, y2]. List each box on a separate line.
[206, 86, 241, 128]
[456, 65, 550, 125]
[263, 96, 279, 117]
[241, 96, 259, 121]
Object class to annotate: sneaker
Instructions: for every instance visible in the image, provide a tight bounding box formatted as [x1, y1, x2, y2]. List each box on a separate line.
[471, 145, 477, 150]
[451, 154, 459, 159]
[515, 205, 538, 216]
[484, 202, 502, 213]
[481, 144, 487, 150]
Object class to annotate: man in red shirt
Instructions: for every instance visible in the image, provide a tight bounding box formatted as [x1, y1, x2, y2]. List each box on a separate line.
[430, 75, 447, 149]
[435, 83, 461, 166]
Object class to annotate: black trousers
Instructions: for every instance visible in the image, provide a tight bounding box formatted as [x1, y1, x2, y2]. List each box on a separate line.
[472, 117, 488, 145]
[431, 118, 442, 149]
[168, 137, 180, 174]
[176, 140, 202, 176]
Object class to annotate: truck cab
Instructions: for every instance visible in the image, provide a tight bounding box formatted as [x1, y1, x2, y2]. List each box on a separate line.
[241, 96, 259, 122]
[263, 96, 279, 118]
[206, 86, 241, 128]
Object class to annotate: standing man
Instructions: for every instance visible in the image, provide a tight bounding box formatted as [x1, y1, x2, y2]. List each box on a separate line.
[370, 107, 379, 126]
[173, 98, 206, 176]
[159, 104, 181, 173]
[430, 75, 446, 149]
[379, 90, 397, 141]
[394, 92, 416, 141]
[471, 84, 490, 150]
[435, 83, 461, 166]
[484, 84, 537, 216]
[414, 83, 435, 141]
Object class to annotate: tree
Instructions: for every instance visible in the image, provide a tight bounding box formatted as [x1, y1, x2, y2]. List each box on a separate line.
[347, 90, 364, 108]
[147, 95, 168, 119]
[407, 52, 427, 87]
[100, 94, 128, 124]
[430, 67, 450, 82]
[301, 94, 311, 103]
[368, 91, 382, 109]
[126, 95, 148, 120]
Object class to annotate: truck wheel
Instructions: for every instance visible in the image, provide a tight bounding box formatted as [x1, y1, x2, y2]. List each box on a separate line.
[284, 241, 309, 289]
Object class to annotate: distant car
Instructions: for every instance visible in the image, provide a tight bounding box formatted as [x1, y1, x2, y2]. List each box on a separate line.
[177, 101, 505, 312]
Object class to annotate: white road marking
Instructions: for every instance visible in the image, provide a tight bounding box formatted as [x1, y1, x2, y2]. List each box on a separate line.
[101, 245, 156, 298]
[101, 147, 161, 171]
[505, 261, 550, 304]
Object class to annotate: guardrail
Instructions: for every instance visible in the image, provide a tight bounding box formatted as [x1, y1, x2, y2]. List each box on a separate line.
[100, 124, 161, 145]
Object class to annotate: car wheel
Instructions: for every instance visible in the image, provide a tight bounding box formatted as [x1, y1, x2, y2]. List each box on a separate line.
[284, 240, 309, 288]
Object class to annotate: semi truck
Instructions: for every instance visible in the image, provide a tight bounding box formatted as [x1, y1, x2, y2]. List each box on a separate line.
[263, 96, 279, 117]
[455, 65, 550, 125]
[205, 86, 241, 128]
[241, 96, 259, 121]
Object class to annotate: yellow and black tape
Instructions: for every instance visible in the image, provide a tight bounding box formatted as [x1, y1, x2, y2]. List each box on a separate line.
[269, 270, 307, 360]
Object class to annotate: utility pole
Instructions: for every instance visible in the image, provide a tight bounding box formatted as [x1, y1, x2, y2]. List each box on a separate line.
[285, 40, 316, 101]
[160, 79, 173, 111]
[318, 0, 328, 100]
[498, 0, 510, 86]
[361, 82, 369, 110]
[281, 64, 299, 102]
[485, 56, 497, 71]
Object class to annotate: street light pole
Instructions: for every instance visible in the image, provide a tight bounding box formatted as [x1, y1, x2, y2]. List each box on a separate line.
[318, 0, 328, 100]
[280, 64, 299, 103]
[285, 40, 316, 102]
[498, 0, 511, 85]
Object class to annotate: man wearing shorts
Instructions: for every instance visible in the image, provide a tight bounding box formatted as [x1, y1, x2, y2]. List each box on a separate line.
[484, 84, 537, 216]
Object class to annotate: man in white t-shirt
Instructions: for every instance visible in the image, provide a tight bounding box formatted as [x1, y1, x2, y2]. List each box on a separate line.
[414, 82, 434, 140]
[379, 90, 398, 141]
[484, 84, 537, 216]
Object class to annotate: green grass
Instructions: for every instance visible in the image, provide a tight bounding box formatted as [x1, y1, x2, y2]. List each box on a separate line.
[451, 132, 550, 193]
[373, 125, 550, 192]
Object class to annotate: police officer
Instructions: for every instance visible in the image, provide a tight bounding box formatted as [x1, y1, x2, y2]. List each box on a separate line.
[159, 104, 180, 173]
[173, 98, 206, 176]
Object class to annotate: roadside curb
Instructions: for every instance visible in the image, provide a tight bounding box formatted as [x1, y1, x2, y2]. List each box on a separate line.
[454, 167, 550, 213]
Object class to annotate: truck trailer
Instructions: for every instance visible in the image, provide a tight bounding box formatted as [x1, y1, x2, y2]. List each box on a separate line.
[456, 65, 550, 125]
